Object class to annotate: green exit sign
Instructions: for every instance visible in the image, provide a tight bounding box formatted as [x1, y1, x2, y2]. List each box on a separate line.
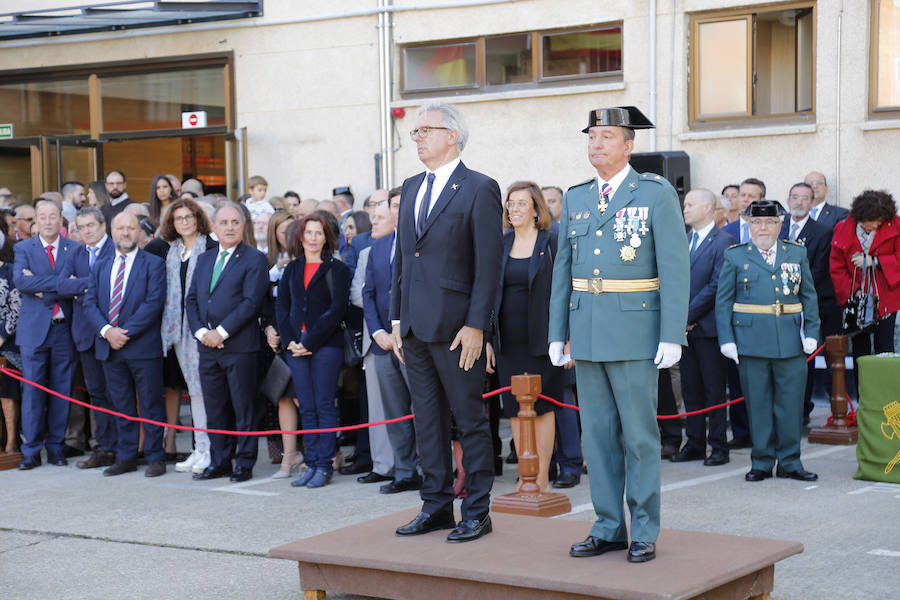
[0, 124, 12, 139]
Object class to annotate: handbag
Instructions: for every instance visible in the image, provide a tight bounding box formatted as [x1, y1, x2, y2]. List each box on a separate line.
[842, 265, 879, 334]
[260, 353, 292, 406]
[324, 267, 363, 367]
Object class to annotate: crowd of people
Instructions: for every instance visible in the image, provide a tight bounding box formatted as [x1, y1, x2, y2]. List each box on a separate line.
[0, 114, 897, 510]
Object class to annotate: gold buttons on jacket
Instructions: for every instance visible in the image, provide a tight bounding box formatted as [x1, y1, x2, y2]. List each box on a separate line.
[596, 230, 603, 237]
[594, 248, 600, 255]
[593, 268, 600, 275]
[771, 275, 776, 280]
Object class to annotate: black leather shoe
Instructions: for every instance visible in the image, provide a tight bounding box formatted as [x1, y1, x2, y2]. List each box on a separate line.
[380, 477, 422, 494]
[62, 444, 85, 458]
[569, 536, 627, 557]
[660, 443, 680, 459]
[18, 456, 41, 470]
[342, 450, 358, 464]
[144, 461, 166, 477]
[703, 449, 730, 466]
[552, 472, 581, 488]
[745, 469, 772, 482]
[627, 541, 656, 563]
[776, 468, 818, 481]
[230, 466, 252, 482]
[193, 464, 232, 480]
[670, 447, 705, 462]
[494, 455, 503, 476]
[340, 461, 373, 475]
[357, 471, 392, 484]
[396, 510, 455, 536]
[49, 457, 68, 467]
[447, 515, 492, 542]
[728, 435, 753, 449]
[103, 460, 137, 476]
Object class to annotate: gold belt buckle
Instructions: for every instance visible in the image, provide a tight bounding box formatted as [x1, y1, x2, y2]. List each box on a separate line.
[589, 278, 603, 295]
[774, 300, 782, 317]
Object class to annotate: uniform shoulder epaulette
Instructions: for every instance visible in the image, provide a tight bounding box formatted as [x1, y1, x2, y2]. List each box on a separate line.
[567, 177, 595, 192]
[639, 172, 667, 184]
[784, 239, 804, 246]
[727, 242, 747, 250]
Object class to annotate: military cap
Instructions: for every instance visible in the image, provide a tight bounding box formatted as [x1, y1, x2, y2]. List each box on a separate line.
[582, 106, 655, 133]
[747, 200, 781, 218]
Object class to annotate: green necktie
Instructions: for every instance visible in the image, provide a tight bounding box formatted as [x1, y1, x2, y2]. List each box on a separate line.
[209, 249, 229, 291]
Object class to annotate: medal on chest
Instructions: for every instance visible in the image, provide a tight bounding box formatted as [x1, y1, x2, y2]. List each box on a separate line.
[781, 263, 801, 295]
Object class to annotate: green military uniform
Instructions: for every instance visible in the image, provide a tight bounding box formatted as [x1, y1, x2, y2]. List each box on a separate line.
[548, 167, 689, 544]
[715, 239, 820, 473]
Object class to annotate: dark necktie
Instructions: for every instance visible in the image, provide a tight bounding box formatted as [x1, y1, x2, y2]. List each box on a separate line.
[108, 255, 127, 327]
[46, 244, 61, 317]
[689, 232, 699, 256]
[416, 172, 436, 237]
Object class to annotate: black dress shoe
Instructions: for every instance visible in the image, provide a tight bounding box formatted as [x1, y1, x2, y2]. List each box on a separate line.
[745, 469, 772, 482]
[103, 460, 137, 476]
[144, 461, 166, 477]
[343, 450, 358, 464]
[728, 435, 753, 449]
[396, 510, 456, 536]
[447, 515, 492, 542]
[776, 468, 818, 481]
[627, 541, 656, 563]
[660, 443, 680, 459]
[339, 461, 373, 475]
[357, 471, 392, 484]
[230, 466, 252, 482]
[669, 447, 705, 462]
[18, 456, 41, 470]
[192, 464, 233, 480]
[380, 477, 422, 494]
[703, 449, 730, 466]
[62, 444, 85, 458]
[569, 536, 627, 557]
[49, 457, 68, 467]
[552, 472, 581, 489]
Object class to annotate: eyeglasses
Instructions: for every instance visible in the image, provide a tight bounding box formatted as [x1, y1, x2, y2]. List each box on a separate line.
[788, 194, 812, 201]
[748, 218, 780, 227]
[105, 181, 125, 187]
[173, 214, 196, 223]
[505, 200, 532, 210]
[806, 180, 826, 186]
[409, 126, 449, 140]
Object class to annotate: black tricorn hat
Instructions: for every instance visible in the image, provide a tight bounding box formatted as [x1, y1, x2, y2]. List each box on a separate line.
[747, 200, 781, 218]
[582, 106, 655, 133]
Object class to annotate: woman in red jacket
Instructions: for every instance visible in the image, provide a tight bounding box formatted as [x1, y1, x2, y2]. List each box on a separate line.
[830, 189, 900, 398]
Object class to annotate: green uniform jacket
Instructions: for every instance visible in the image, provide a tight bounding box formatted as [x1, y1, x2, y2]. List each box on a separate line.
[548, 167, 689, 361]
[715, 240, 821, 358]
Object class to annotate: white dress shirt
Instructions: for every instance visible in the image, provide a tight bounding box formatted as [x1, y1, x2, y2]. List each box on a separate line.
[413, 156, 461, 224]
[809, 203, 823, 221]
[193, 244, 238, 342]
[39, 235, 64, 320]
[596, 164, 632, 201]
[788, 215, 809, 240]
[100, 246, 139, 338]
[690, 220, 716, 250]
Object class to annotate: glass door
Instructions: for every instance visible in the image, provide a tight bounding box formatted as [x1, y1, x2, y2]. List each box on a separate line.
[0, 137, 42, 204]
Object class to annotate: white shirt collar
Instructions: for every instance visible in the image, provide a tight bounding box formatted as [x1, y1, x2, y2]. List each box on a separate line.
[89, 234, 108, 252]
[789, 215, 810, 235]
[692, 220, 716, 246]
[116, 246, 139, 261]
[597, 164, 632, 196]
[427, 156, 461, 179]
[40, 235, 59, 250]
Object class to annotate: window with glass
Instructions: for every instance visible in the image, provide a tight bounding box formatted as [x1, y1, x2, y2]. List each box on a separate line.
[401, 24, 622, 96]
[689, 3, 816, 126]
[0, 78, 91, 137]
[871, 0, 900, 115]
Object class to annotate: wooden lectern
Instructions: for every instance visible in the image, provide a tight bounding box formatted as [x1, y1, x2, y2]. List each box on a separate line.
[492, 373, 571, 517]
[809, 335, 858, 445]
[0, 357, 24, 470]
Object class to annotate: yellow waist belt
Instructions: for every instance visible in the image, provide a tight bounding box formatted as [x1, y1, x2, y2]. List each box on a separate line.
[572, 277, 660, 295]
[733, 301, 802, 316]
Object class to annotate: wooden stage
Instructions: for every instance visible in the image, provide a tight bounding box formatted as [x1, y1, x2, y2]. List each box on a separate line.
[269, 507, 802, 600]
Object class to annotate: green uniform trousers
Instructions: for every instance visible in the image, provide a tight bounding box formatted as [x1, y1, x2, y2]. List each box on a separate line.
[737, 355, 807, 473]
[576, 358, 660, 543]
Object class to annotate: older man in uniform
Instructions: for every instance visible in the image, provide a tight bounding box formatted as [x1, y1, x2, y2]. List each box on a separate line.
[549, 106, 689, 563]
[716, 200, 820, 483]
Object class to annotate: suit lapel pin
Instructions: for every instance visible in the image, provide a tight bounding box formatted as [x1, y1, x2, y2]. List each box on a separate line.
[628, 182, 636, 189]
[451, 183, 459, 190]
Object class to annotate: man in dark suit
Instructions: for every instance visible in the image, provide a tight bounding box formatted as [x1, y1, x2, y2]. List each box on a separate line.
[13, 199, 79, 470]
[721, 178, 766, 245]
[391, 103, 502, 542]
[671, 189, 736, 466]
[780, 182, 838, 422]
[83, 212, 167, 477]
[804, 171, 849, 231]
[57, 207, 118, 469]
[366, 199, 419, 494]
[186, 202, 269, 483]
[100, 170, 134, 233]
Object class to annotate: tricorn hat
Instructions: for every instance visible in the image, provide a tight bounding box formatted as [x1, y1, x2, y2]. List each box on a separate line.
[582, 106, 655, 133]
[747, 200, 781, 218]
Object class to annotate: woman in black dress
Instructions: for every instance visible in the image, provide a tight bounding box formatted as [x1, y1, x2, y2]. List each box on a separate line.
[486, 181, 562, 492]
[0, 221, 21, 454]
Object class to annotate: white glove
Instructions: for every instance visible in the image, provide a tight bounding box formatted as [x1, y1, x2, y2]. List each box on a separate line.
[549, 341, 569, 367]
[654, 342, 682, 370]
[720, 342, 739, 365]
[803, 337, 818, 355]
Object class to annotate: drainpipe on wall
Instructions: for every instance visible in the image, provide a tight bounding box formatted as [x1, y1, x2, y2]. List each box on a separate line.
[649, 0, 657, 151]
[835, 4, 843, 204]
[377, 0, 394, 190]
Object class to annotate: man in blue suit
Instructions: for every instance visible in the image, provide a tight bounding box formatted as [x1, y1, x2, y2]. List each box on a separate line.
[804, 171, 848, 231]
[57, 207, 118, 469]
[14, 199, 79, 470]
[671, 189, 736, 466]
[186, 202, 269, 483]
[365, 198, 420, 494]
[391, 103, 503, 542]
[83, 212, 167, 477]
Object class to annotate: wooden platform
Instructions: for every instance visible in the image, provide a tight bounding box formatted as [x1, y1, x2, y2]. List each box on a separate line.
[269, 508, 802, 600]
[0, 452, 22, 471]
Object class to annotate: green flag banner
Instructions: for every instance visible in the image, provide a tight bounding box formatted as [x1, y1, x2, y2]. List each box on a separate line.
[855, 355, 900, 483]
